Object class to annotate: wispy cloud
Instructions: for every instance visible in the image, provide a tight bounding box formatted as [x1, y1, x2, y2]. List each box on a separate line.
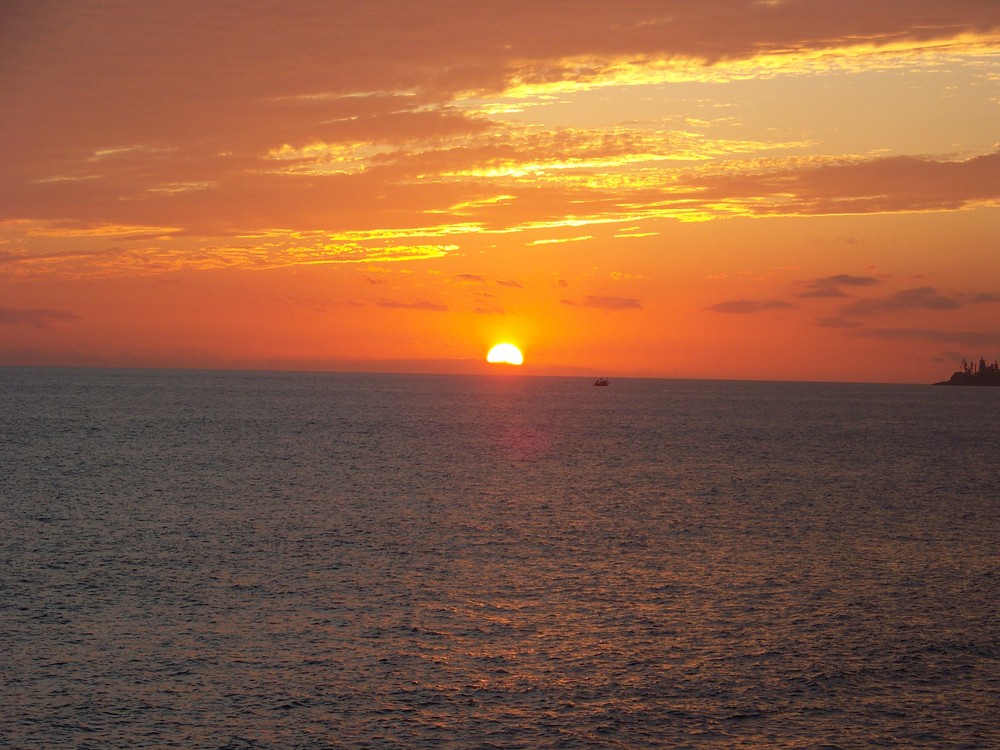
[801, 273, 881, 298]
[28, 223, 183, 241]
[706, 299, 794, 313]
[961, 291, 1000, 304]
[824, 274, 881, 286]
[0, 306, 80, 328]
[840, 287, 960, 316]
[850, 328, 1000, 346]
[817, 316, 863, 328]
[0, 231, 459, 279]
[528, 235, 592, 246]
[376, 300, 449, 311]
[801, 286, 851, 299]
[563, 295, 643, 311]
[688, 152, 1000, 218]
[3, 2, 996, 282]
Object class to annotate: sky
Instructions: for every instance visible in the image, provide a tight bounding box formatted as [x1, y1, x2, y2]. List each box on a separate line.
[2, 0, 999, 382]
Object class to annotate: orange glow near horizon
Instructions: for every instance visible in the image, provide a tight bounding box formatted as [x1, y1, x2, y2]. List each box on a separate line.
[1, 3, 998, 383]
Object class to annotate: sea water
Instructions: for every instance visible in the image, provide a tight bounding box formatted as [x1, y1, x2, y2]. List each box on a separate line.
[1, 367, 997, 749]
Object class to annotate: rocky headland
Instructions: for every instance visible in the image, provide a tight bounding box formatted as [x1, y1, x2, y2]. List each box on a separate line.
[935, 356, 1000, 386]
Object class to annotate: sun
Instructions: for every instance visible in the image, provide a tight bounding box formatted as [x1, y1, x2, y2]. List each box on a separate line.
[486, 342, 524, 366]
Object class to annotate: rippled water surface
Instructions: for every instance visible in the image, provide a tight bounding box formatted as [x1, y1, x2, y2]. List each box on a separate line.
[2, 368, 998, 748]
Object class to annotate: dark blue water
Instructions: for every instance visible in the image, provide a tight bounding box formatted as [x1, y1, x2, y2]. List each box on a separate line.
[2, 368, 998, 748]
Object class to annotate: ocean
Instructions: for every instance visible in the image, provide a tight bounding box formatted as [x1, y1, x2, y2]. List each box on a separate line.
[1, 367, 998, 749]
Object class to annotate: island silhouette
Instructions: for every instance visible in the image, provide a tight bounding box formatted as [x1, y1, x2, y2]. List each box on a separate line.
[935, 356, 1000, 386]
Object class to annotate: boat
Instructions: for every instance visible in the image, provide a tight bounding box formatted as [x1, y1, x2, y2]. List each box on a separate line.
[593, 377, 609, 386]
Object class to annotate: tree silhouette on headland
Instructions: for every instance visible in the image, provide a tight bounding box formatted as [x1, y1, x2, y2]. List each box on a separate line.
[936, 356, 1000, 386]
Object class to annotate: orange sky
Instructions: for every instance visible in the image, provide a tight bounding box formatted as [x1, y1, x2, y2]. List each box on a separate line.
[2, 1, 999, 382]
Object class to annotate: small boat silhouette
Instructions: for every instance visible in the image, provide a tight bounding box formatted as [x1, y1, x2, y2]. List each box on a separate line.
[593, 377, 609, 386]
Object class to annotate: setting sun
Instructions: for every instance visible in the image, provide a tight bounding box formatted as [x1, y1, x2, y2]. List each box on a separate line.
[486, 343, 524, 366]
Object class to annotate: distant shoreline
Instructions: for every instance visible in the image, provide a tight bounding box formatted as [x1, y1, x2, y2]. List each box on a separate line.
[935, 379, 1000, 386]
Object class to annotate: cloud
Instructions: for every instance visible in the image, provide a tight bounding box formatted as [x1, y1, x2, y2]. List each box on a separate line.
[706, 299, 794, 313]
[0, 232, 458, 279]
[688, 152, 1000, 218]
[496, 279, 523, 288]
[840, 286, 960, 316]
[376, 300, 449, 311]
[2, 3, 999, 281]
[562, 295, 643, 311]
[474, 305, 507, 315]
[456, 273, 487, 282]
[0, 305, 80, 328]
[801, 286, 850, 299]
[801, 273, 881, 298]
[614, 231, 658, 239]
[529, 235, 592, 246]
[823, 274, 881, 286]
[817, 316, 863, 328]
[15, 145, 993, 284]
[27, 222, 183, 240]
[850, 328, 1000, 346]
[7, 4, 994, 146]
[961, 291, 1000, 304]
